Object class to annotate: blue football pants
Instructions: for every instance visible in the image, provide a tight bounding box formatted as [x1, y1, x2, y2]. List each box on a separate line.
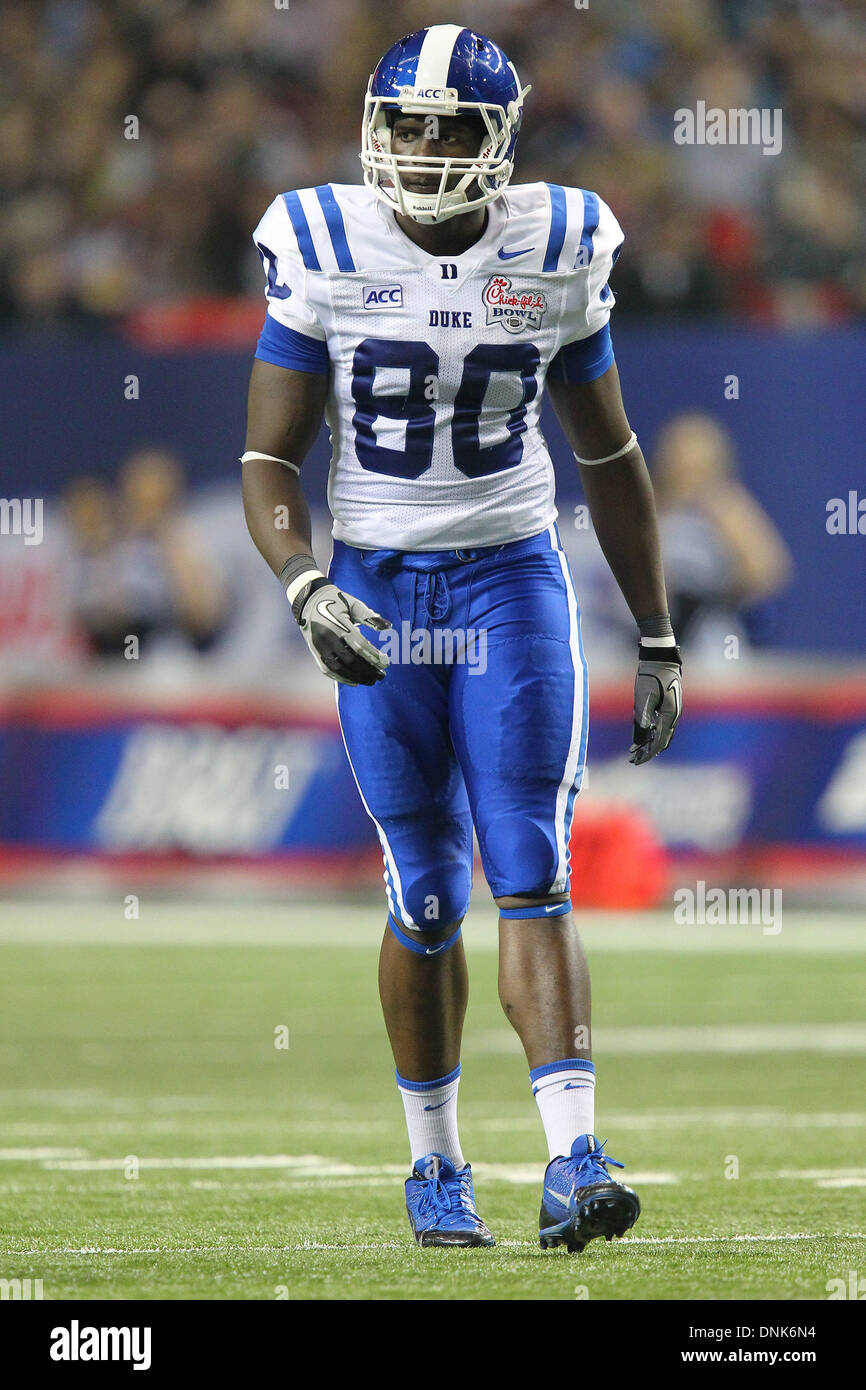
[331, 523, 588, 932]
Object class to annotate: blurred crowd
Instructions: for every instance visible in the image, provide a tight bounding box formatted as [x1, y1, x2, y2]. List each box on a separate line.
[0, 416, 791, 678]
[60, 452, 228, 658]
[572, 411, 794, 662]
[51, 448, 328, 677]
[1, 0, 863, 329]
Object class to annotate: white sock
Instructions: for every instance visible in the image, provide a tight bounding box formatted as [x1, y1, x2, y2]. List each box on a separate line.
[396, 1064, 465, 1170]
[530, 1059, 596, 1160]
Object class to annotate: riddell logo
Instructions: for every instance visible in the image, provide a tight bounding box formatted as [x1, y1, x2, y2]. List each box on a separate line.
[482, 275, 547, 334]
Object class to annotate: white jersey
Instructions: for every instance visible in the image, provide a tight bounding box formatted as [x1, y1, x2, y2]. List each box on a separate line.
[252, 182, 623, 550]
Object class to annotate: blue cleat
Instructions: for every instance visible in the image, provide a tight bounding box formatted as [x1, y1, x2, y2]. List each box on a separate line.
[405, 1153, 496, 1248]
[539, 1134, 640, 1253]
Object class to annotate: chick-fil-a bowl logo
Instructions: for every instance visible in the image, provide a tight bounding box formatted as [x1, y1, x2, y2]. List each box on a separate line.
[482, 275, 547, 334]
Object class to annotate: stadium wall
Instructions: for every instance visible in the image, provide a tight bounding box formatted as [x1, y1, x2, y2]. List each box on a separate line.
[1, 325, 864, 655]
[2, 681, 866, 899]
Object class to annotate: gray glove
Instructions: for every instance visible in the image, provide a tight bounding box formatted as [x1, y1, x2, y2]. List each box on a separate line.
[284, 561, 390, 687]
[630, 644, 682, 765]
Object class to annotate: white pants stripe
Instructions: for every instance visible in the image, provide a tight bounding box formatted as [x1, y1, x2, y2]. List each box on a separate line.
[546, 523, 588, 894]
[335, 684, 416, 927]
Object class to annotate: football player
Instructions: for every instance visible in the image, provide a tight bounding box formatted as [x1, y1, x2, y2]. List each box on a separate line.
[242, 25, 682, 1252]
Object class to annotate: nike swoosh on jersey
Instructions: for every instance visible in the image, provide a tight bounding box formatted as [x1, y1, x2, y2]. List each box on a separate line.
[497, 245, 535, 260]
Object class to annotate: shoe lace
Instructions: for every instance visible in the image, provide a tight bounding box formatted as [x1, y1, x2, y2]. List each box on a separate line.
[571, 1138, 625, 1184]
[417, 1168, 477, 1228]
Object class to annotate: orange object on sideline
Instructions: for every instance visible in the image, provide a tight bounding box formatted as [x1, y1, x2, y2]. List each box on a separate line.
[569, 803, 669, 909]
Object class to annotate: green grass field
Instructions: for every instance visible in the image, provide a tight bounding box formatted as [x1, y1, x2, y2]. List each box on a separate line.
[1, 901, 864, 1301]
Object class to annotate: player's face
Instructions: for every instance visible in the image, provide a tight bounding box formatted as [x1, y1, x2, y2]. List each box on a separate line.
[391, 114, 484, 195]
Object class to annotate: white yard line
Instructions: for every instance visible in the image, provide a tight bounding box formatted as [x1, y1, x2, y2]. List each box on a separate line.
[600, 1233, 866, 1246]
[0, 903, 864, 952]
[39, 1154, 365, 1173]
[2, 1233, 865, 1257]
[5, 1110, 865, 1137]
[0, 1149, 856, 1191]
[0, 1148, 88, 1160]
[776, 1168, 866, 1180]
[31, 1153, 677, 1185]
[481, 1110, 866, 1131]
[477, 1023, 866, 1054]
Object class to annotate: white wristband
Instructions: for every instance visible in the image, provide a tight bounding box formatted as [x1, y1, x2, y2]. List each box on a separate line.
[285, 568, 325, 607]
[575, 431, 637, 465]
[240, 451, 300, 474]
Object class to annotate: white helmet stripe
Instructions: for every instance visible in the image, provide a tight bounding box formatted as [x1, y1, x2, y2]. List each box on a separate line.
[413, 23, 464, 92]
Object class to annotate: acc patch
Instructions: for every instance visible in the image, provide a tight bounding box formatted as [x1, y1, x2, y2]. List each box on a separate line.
[363, 284, 403, 309]
[482, 275, 547, 334]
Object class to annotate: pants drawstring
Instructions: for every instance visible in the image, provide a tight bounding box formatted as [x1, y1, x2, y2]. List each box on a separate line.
[421, 570, 452, 625]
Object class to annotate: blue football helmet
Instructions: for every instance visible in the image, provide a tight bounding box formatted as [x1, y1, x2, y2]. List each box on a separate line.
[360, 24, 531, 224]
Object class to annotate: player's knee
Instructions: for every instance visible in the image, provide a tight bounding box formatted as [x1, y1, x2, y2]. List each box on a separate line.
[401, 863, 470, 933]
[482, 813, 560, 901]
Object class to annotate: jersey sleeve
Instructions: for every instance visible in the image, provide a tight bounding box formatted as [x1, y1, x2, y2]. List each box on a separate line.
[551, 192, 624, 383]
[251, 195, 329, 373]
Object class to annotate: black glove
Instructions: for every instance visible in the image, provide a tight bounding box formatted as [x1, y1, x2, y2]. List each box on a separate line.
[285, 562, 390, 687]
[629, 643, 682, 765]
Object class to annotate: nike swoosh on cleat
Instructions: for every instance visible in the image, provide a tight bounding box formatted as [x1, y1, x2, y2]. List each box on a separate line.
[423, 1100, 449, 1111]
[544, 1185, 575, 1207]
[497, 246, 535, 260]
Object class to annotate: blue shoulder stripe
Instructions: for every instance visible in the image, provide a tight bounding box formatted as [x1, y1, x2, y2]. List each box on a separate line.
[255, 314, 329, 375]
[547, 324, 614, 385]
[578, 190, 600, 266]
[543, 184, 568, 272]
[314, 185, 355, 271]
[282, 191, 321, 271]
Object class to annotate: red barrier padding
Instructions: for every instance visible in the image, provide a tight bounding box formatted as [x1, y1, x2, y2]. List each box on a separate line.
[569, 803, 669, 909]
